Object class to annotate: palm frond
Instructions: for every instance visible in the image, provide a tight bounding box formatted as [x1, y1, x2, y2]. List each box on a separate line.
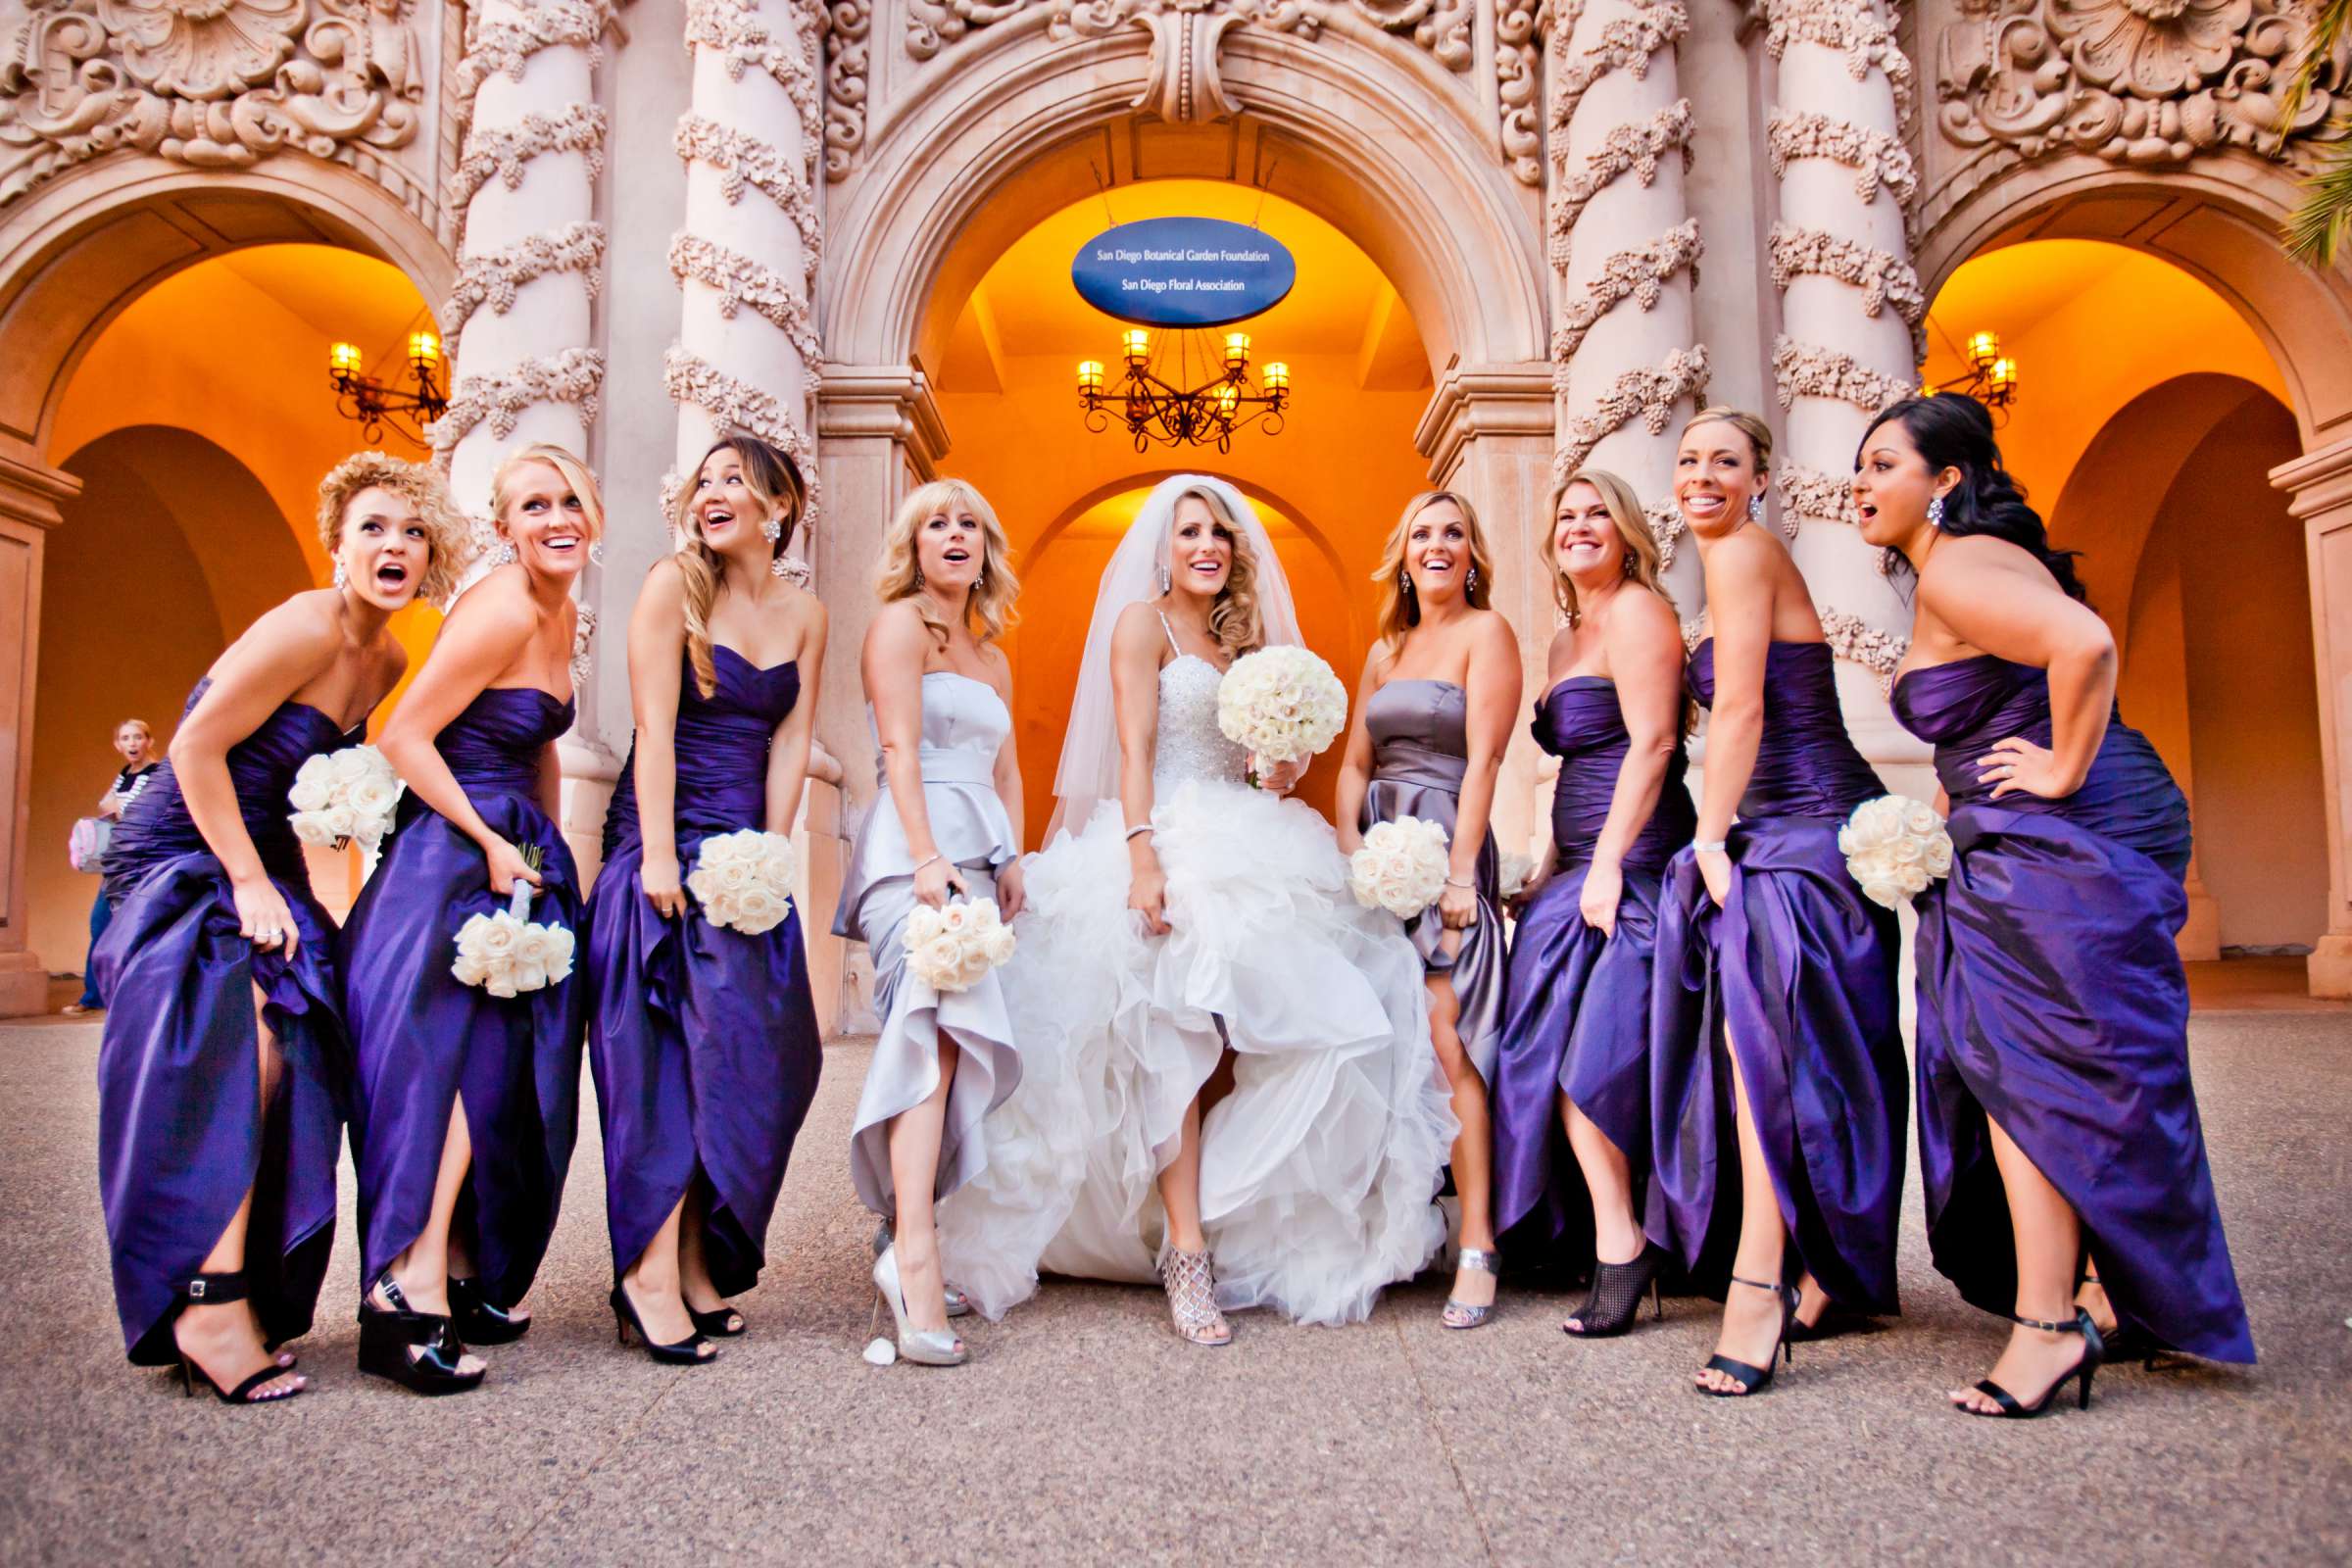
[2285, 134, 2352, 268]
[2281, 0, 2352, 129]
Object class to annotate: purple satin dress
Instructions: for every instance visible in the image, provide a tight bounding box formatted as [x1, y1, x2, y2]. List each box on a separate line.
[1647, 641, 1906, 1313]
[341, 687, 585, 1309]
[584, 650, 822, 1295]
[92, 680, 358, 1363]
[1491, 678, 1694, 1259]
[1356, 679, 1506, 1079]
[1896, 655, 2253, 1361]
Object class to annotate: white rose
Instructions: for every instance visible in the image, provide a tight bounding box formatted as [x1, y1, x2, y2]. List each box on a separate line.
[983, 925, 1016, 965]
[734, 887, 785, 934]
[1924, 836, 1953, 877]
[1889, 835, 1927, 866]
[484, 967, 520, 999]
[919, 935, 964, 985]
[289, 775, 332, 813]
[906, 906, 945, 947]
[328, 748, 372, 784]
[940, 903, 971, 934]
[475, 913, 520, 962]
[715, 861, 750, 893]
[349, 776, 399, 818]
[291, 814, 334, 848]
[514, 925, 553, 969]
[1860, 876, 1904, 908]
[511, 960, 548, 994]
[686, 866, 721, 905]
[1904, 803, 1942, 838]
[452, 951, 488, 986]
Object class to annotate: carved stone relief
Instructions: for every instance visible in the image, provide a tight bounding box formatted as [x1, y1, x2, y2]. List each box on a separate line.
[0, 0, 427, 209]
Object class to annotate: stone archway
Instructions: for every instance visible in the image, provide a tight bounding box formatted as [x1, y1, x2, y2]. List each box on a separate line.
[814, 16, 1554, 825]
[1916, 158, 2352, 994]
[0, 160, 453, 1012]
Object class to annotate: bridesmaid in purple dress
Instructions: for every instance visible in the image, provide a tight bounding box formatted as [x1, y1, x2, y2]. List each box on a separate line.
[1649, 408, 1907, 1397]
[1489, 468, 1693, 1335]
[1335, 489, 1519, 1329]
[342, 444, 599, 1395]
[93, 453, 467, 1401]
[1855, 393, 2252, 1417]
[584, 434, 826, 1363]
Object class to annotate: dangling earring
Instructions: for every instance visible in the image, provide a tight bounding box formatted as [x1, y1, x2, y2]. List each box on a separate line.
[761, 517, 782, 544]
[589, 541, 607, 566]
[1928, 493, 1945, 529]
[1156, 564, 1171, 595]
[491, 538, 516, 567]
[1622, 551, 1637, 578]
[1746, 494, 1765, 524]
[331, 559, 348, 591]
[1466, 564, 1480, 593]
[912, 563, 924, 589]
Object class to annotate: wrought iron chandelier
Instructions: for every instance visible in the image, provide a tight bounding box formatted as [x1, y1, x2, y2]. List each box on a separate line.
[1924, 328, 2019, 419]
[329, 330, 449, 446]
[1077, 328, 1291, 452]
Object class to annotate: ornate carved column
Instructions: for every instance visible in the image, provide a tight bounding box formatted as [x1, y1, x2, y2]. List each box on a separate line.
[1756, 0, 1926, 768]
[2274, 435, 2352, 997]
[430, 0, 621, 869]
[1544, 0, 1708, 606]
[0, 450, 73, 1015]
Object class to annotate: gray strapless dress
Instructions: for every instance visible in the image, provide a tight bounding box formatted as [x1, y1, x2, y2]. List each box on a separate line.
[833, 672, 1023, 1217]
[1356, 678, 1506, 1080]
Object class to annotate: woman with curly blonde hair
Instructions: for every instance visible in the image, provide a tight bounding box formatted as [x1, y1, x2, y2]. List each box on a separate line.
[943, 474, 1452, 1348]
[1335, 489, 1520, 1329]
[92, 451, 465, 1403]
[832, 477, 1027, 1365]
[342, 442, 601, 1395]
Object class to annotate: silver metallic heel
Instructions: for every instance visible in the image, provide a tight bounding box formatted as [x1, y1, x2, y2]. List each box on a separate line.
[1442, 1248, 1500, 1330]
[873, 1243, 967, 1367]
[1159, 1246, 1233, 1347]
[874, 1219, 970, 1318]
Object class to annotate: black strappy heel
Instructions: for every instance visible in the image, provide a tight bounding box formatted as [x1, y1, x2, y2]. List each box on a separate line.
[2077, 1261, 2162, 1367]
[1695, 1272, 1799, 1397]
[612, 1284, 715, 1366]
[1963, 1308, 2104, 1418]
[1562, 1242, 1666, 1338]
[358, 1271, 486, 1396]
[449, 1276, 532, 1345]
[172, 1273, 305, 1405]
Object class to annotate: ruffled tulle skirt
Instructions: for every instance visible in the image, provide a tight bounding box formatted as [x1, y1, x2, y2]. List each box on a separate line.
[946, 780, 1453, 1326]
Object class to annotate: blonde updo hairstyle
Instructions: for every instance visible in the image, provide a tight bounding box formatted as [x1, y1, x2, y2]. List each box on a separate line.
[315, 451, 474, 607]
[1166, 482, 1267, 660]
[1370, 489, 1494, 650]
[668, 434, 808, 698]
[1548, 467, 1670, 625]
[875, 477, 1020, 646]
[489, 442, 607, 547]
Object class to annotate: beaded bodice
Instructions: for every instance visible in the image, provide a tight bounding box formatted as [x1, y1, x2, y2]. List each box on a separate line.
[1154, 655, 1247, 792]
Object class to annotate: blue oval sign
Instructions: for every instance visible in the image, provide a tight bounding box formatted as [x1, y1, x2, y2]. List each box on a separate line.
[1071, 218, 1296, 327]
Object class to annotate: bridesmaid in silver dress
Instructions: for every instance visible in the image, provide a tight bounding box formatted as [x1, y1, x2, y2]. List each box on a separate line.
[833, 478, 1025, 1367]
[1335, 490, 1521, 1328]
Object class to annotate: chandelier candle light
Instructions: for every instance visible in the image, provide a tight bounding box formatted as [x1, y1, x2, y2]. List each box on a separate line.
[329, 330, 450, 447]
[1077, 326, 1291, 452]
[1924, 328, 2019, 416]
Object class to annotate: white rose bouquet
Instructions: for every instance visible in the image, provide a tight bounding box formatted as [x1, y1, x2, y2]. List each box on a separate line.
[288, 744, 402, 853]
[1348, 815, 1451, 920]
[902, 897, 1018, 994]
[1496, 849, 1538, 904]
[684, 828, 797, 935]
[1838, 794, 1955, 909]
[1215, 645, 1348, 782]
[451, 844, 575, 996]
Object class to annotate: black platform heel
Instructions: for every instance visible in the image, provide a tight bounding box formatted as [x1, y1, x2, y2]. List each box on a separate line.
[358, 1271, 486, 1396]
[1562, 1242, 1666, 1338]
[612, 1284, 715, 1365]
[1963, 1308, 2104, 1419]
[172, 1272, 306, 1405]
[1695, 1272, 1799, 1397]
[449, 1276, 532, 1345]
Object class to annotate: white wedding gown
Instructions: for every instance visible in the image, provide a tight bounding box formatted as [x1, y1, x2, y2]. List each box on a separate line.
[937, 640, 1454, 1327]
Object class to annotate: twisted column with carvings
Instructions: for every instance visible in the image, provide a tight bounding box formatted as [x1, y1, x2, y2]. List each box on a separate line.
[1756, 0, 1923, 761]
[1544, 0, 1707, 595]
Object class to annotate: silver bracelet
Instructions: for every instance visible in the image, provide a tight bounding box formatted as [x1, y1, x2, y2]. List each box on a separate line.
[1444, 876, 1474, 890]
[1691, 839, 1729, 855]
[1124, 823, 1155, 841]
[913, 852, 945, 873]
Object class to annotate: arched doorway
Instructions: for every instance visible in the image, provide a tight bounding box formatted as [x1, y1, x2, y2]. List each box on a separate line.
[1920, 235, 2328, 970]
[923, 177, 1426, 836]
[0, 160, 452, 1009]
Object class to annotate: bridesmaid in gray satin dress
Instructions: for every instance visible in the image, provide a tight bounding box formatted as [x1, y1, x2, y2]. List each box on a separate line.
[1336, 489, 1521, 1328]
[833, 478, 1027, 1367]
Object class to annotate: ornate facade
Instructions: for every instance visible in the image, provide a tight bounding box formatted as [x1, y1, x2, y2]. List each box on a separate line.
[3, 0, 2350, 1015]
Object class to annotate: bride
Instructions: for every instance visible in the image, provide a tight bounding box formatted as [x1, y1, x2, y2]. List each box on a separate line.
[940, 474, 1453, 1342]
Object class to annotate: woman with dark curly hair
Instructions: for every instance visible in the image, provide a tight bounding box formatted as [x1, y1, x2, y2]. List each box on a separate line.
[93, 452, 467, 1403]
[1858, 393, 2253, 1417]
